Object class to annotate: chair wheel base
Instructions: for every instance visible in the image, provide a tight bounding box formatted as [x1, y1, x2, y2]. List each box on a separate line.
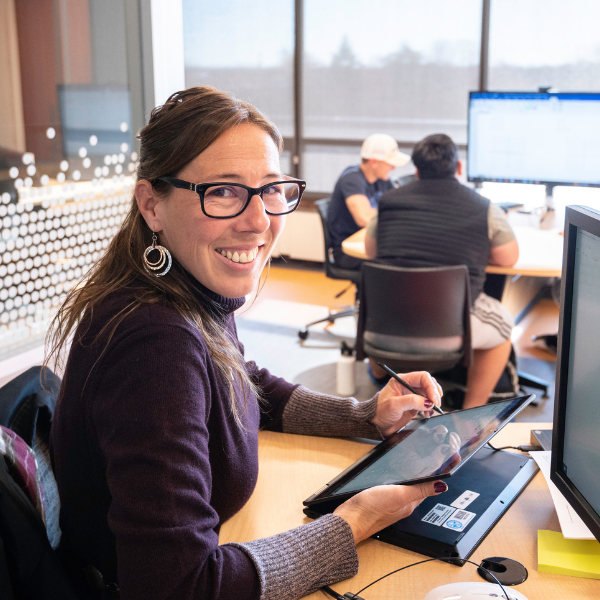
[298, 329, 309, 340]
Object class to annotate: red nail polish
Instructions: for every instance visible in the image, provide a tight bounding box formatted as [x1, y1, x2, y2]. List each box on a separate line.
[434, 481, 448, 493]
[424, 400, 433, 408]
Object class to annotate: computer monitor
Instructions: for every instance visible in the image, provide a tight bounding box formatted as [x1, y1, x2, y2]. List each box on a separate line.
[551, 205, 600, 542]
[467, 92, 600, 188]
[57, 85, 132, 158]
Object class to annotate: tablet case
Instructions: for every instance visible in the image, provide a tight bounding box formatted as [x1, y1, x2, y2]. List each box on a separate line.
[303, 447, 539, 565]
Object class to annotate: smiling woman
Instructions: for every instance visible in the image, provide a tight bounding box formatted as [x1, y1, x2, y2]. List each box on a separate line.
[136, 123, 289, 299]
[45, 86, 447, 600]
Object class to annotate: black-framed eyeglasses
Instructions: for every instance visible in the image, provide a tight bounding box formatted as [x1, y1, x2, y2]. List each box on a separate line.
[155, 176, 306, 219]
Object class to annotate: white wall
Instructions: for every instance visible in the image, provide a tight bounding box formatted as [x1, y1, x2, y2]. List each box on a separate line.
[0, 345, 45, 388]
[272, 211, 324, 262]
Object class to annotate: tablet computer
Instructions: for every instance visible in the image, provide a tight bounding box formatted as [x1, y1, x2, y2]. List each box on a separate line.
[304, 394, 535, 507]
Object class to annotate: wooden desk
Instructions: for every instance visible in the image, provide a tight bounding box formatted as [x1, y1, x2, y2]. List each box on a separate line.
[220, 424, 600, 599]
[342, 226, 563, 278]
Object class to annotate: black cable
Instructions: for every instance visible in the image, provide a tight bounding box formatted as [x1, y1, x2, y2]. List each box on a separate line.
[487, 441, 542, 452]
[486, 441, 518, 451]
[321, 556, 512, 600]
[321, 585, 343, 599]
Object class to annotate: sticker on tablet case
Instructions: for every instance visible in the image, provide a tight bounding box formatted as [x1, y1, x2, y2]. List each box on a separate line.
[443, 509, 476, 531]
[451, 490, 480, 510]
[421, 503, 456, 526]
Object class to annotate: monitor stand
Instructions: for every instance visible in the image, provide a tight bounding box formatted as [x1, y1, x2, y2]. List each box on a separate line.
[544, 183, 556, 212]
[304, 447, 539, 566]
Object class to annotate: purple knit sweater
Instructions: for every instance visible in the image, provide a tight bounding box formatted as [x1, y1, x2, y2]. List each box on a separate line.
[51, 277, 380, 600]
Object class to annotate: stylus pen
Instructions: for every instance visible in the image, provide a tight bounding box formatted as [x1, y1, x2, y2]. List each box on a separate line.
[376, 362, 444, 415]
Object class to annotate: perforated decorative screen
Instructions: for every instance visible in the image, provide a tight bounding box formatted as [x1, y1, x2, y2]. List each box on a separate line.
[0, 177, 133, 359]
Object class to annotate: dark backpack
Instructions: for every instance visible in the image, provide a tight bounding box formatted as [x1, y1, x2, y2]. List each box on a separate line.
[0, 367, 80, 600]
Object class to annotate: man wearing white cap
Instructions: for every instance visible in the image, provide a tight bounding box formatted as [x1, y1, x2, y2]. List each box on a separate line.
[328, 133, 411, 271]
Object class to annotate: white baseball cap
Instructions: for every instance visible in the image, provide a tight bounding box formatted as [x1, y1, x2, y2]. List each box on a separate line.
[360, 133, 411, 167]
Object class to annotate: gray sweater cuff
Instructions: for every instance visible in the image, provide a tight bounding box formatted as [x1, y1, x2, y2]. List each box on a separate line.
[282, 386, 382, 439]
[231, 513, 358, 600]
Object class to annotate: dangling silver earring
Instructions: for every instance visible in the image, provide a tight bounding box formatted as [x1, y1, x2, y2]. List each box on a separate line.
[143, 232, 172, 277]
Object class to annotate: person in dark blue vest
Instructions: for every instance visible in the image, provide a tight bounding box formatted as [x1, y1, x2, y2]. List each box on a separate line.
[328, 134, 411, 271]
[365, 134, 519, 408]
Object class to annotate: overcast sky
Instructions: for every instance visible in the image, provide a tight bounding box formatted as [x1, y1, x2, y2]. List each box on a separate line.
[183, 0, 600, 69]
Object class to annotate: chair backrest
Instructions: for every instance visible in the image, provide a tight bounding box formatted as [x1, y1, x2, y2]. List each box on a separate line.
[0, 366, 60, 447]
[356, 262, 472, 370]
[314, 198, 361, 284]
[315, 198, 334, 266]
[0, 367, 79, 599]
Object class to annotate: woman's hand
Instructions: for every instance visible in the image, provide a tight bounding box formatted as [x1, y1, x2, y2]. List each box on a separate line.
[371, 371, 443, 438]
[333, 480, 448, 544]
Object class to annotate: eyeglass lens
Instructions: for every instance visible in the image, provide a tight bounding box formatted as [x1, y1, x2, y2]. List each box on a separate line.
[203, 182, 301, 217]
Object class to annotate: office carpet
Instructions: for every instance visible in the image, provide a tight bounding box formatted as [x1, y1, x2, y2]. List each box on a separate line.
[235, 299, 556, 422]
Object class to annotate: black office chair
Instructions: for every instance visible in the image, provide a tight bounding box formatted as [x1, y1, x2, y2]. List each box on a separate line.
[355, 263, 472, 374]
[298, 198, 361, 340]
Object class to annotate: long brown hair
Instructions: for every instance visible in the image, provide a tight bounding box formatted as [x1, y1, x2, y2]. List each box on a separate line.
[44, 86, 283, 427]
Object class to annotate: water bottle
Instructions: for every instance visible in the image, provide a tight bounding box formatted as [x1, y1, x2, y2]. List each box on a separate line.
[336, 341, 356, 397]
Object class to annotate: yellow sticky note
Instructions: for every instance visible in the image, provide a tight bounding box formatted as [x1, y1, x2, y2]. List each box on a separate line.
[538, 530, 600, 580]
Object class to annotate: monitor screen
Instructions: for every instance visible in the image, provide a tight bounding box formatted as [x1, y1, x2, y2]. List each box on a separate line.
[468, 92, 600, 187]
[551, 205, 600, 542]
[57, 85, 132, 158]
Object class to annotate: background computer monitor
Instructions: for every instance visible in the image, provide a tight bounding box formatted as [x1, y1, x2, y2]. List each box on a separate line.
[467, 92, 600, 188]
[551, 205, 600, 542]
[58, 85, 132, 158]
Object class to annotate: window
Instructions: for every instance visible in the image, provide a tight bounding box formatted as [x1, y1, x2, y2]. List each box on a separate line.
[304, 0, 482, 144]
[489, 0, 600, 92]
[182, 0, 295, 138]
[0, 0, 138, 356]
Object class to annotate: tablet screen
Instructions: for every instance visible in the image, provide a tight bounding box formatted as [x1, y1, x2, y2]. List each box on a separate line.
[321, 396, 532, 499]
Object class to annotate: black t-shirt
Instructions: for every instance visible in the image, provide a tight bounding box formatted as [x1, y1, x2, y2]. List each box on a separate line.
[328, 165, 393, 249]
